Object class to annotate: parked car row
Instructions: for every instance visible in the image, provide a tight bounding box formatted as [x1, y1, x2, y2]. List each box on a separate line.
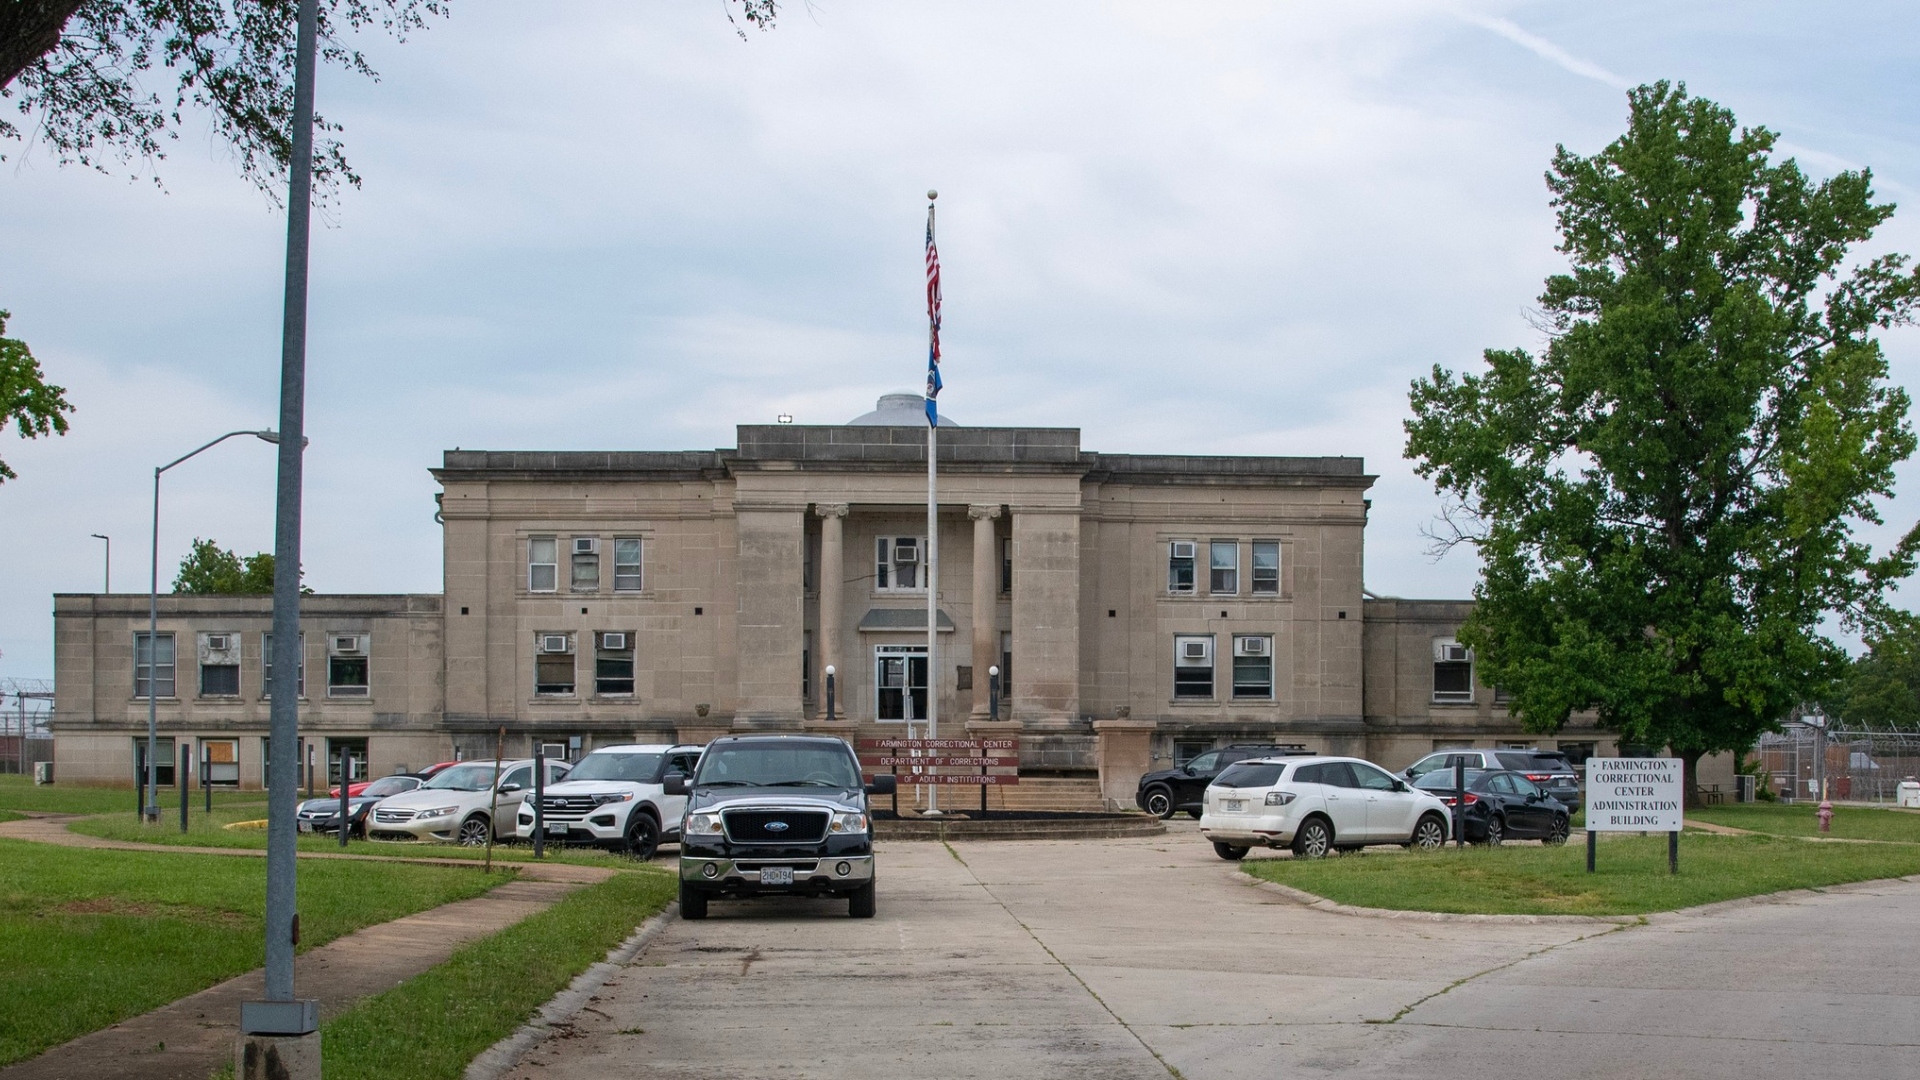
[1191, 751, 1574, 861]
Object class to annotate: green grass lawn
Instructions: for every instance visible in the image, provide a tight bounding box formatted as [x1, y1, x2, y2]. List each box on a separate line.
[67, 805, 651, 869]
[0, 810, 23, 825]
[0, 773, 264, 816]
[0, 839, 512, 1067]
[1242, 832, 1920, 916]
[298, 870, 673, 1080]
[1689, 802, 1920, 842]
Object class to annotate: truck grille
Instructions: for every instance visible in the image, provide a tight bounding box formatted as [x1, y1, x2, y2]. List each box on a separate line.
[538, 795, 598, 822]
[723, 808, 829, 844]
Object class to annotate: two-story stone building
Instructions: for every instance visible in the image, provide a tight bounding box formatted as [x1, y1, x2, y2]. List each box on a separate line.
[51, 394, 1621, 793]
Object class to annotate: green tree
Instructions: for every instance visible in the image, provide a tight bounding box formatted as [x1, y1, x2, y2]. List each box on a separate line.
[1828, 617, 1920, 730]
[0, 308, 72, 483]
[174, 538, 296, 594]
[1405, 82, 1920, 804]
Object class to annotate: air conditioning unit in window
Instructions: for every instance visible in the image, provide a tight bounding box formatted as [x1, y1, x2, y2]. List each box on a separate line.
[601, 632, 628, 651]
[205, 634, 231, 652]
[332, 635, 363, 655]
[1234, 636, 1269, 657]
[1434, 641, 1472, 663]
[540, 634, 571, 654]
[573, 537, 599, 556]
[1170, 541, 1196, 560]
[1178, 639, 1212, 665]
[893, 538, 920, 564]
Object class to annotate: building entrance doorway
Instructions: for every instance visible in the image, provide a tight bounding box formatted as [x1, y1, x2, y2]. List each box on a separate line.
[875, 645, 928, 722]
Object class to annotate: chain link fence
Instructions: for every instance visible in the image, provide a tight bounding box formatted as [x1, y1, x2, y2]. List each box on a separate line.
[1758, 723, 1920, 804]
[0, 677, 55, 776]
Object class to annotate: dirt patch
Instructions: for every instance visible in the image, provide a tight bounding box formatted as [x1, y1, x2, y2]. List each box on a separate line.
[47, 896, 250, 925]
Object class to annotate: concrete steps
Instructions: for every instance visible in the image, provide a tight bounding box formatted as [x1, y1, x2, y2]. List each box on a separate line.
[891, 775, 1107, 813]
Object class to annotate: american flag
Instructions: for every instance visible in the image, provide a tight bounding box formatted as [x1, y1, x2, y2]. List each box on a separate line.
[924, 201, 942, 427]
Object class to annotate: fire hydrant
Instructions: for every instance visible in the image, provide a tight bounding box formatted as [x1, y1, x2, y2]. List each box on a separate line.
[1817, 800, 1834, 834]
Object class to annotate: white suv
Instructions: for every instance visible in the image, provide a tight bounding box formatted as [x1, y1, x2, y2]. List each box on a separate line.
[1198, 755, 1451, 860]
[514, 744, 701, 860]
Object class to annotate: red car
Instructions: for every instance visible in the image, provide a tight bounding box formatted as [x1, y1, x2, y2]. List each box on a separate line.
[329, 760, 459, 798]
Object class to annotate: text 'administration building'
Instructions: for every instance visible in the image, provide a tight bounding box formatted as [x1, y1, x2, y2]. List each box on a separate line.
[51, 395, 1616, 790]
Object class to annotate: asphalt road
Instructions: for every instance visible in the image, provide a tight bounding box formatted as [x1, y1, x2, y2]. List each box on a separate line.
[507, 825, 1920, 1080]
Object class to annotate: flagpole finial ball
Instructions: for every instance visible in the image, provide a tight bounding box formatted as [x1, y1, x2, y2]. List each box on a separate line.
[927, 189, 938, 201]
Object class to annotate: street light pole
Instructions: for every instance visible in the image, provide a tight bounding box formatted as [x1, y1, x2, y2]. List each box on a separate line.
[144, 429, 280, 823]
[91, 534, 109, 592]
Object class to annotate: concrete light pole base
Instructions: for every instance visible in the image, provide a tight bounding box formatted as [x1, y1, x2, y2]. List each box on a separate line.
[237, 1031, 321, 1080]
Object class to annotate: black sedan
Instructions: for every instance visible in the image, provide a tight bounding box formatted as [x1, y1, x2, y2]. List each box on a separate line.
[296, 774, 423, 838]
[1412, 769, 1571, 846]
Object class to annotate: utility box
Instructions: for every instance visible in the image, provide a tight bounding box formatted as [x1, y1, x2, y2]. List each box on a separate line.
[32, 762, 53, 785]
[1735, 774, 1756, 803]
[1898, 780, 1920, 809]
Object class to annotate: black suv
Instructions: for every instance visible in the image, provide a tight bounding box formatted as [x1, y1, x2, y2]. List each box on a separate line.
[1403, 749, 1581, 806]
[665, 735, 896, 920]
[1135, 744, 1311, 819]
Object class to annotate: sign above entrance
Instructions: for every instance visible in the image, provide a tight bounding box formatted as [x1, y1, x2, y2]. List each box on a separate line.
[859, 738, 1017, 751]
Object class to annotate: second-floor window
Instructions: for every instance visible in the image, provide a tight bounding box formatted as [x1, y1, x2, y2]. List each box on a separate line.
[613, 538, 643, 592]
[327, 634, 370, 697]
[1251, 541, 1280, 594]
[1232, 635, 1274, 699]
[1174, 634, 1213, 699]
[536, 633, 576, 695]
[1169, 541, 1196, 594]
[594, 631, 634, 695]
[529, 537, 558, 592]
[571, 537, 600, 592]
[876, 537, 924, 590]
[262, 632, 305, 698]
[1433, 639, 1474, 703]
[1210, 541, 1238, 594]
[199, 632, 240, 696]
[135, 631, 175, 698]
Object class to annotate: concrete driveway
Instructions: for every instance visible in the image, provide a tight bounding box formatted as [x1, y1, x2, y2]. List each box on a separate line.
[507, 824, 1920, 1080]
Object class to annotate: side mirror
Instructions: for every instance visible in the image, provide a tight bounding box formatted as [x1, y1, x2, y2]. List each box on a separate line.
[498, 783, 523, 794]
[1392, 780, 1409, 792]
[866, 774, 897, 796]
[662, 773, 687, 796]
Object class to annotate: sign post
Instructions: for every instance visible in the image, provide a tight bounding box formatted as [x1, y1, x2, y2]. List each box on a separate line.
[1583, 757, 1684, 874]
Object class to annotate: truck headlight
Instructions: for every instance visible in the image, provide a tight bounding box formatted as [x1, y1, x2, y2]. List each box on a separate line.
[829, 812, 868, 834]
[1264, 791, 1297, 806]
[417, 805, 459, 820]
[685, 813, 722, 836]
[592, 792, 635, 805]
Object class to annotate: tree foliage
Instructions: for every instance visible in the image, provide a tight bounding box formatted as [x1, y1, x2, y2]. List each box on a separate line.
[1405, 82, 1920, 795]
[1827, 617, 1920, 730]
[174, 537, 298, 593]
[0, 308, 73, 483]
[0, 0, 779, 200]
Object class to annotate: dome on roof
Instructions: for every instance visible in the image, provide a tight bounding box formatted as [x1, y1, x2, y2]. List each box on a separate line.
[847, 392, 958, 426]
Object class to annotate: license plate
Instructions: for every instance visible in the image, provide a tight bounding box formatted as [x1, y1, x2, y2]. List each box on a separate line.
[545, 824, 567, 836]
[1223, 800, 1245, 812]
[760, 866, 794, 886]
[297, 821, 313, 833]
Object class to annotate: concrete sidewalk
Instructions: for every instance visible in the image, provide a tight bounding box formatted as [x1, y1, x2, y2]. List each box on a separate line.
[0, 814, 620, 1080]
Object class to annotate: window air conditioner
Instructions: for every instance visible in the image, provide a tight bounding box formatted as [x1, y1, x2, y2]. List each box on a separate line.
[1170, 541, 1197, 560]
[540, 634, 571, 654]
[573, 537, 599, 556]
[540, 742, 568, 762]
[206, 634, 231, 653]
[333, 635, 362, 655]
[1234, 636, 1269, 657]
[1178, 639, 1212, 665]
[893, 538, 920, 564]
[601, 632, 628, 651]
[1434, 641, 1471, 663]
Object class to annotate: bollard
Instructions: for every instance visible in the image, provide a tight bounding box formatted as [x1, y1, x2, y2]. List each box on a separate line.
[180, 744, 191, 833]
[1454, 758, 1466, 849]
[339, 752, 351, 848]
[1817, 800, 1833, 834]
[532, 746, 545, 859]
[203, 746, 213, 814]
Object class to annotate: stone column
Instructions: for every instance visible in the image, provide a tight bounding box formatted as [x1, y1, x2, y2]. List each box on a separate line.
[811, 503, 851, 732]
[968, 504, 1001, 721]
[732, 501, 806, 728]
[1010, 504, 1081, 726]
[1093, 718, 1157, 810]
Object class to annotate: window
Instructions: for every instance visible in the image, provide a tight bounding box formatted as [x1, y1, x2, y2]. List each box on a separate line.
[134, 737, 177, 786]
[875, 537, 923, 590]
[613, 538, 643, 592]
[529, 537, 558, 592]
[1173, 740, 1212, 766]
[1350, 763, 1398, 790]
[200, 738, 240, 785]
[802, 630, 812, 701]
[263, 632, 305, 698]
[1231, 635, 1274, 699]
[327, 634, 370, 697]
[1214, 762, 1286, 788]
[1173, 635, 1214, 699]
[1432, 638, 1474, 702]
[499, 765, 532, 792]
[594, 631, 634, 696]
[1168, 540, 1196, 594]
[1000, 631, 1012, 693]
[536, 633, 576, 695]
[1000, 537, 1013, 594]
[260, 736, 308, 790]
[1210, 541, 1238, 594]
[1557, 742, 1596, 770]
[1184, 750, 1222, 773]
[571, 538, 600, 592]
[134, 632, 175, 699]
[1251, 541, 1280, 594]
[328, 737, 369, 786]
[199, 631, 240, 697]
[875, 645, 928, 721]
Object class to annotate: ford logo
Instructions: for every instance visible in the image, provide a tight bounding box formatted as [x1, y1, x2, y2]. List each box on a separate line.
[764, 821, 790, 833]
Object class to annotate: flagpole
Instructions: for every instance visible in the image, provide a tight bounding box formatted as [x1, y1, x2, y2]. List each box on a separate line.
[924, 189, 941, 818]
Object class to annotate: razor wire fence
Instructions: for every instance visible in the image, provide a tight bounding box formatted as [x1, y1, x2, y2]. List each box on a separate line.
[1758, 723, 1920, 804]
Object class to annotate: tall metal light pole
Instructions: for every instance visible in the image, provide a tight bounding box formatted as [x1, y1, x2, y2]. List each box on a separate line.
[144, 430, 280, 822]
[91, 534, 110, 592]
[242, 0, 321, 1058]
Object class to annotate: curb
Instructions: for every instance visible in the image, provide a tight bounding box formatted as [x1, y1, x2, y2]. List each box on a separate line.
[1239, 873, 1638, 925]
[463, 903, 678, 1080]
[1645, 873, 1920, 922]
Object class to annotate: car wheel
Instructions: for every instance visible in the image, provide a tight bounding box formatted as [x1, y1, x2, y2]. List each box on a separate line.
[1410, 813, 1447, 851]
[848, 882, 877, 919]
[1484, 815, 1505, 847]
[1291, 816, 1333, 859]
[1211, 841, 1249, 861]
[1545, 815, 1570, 846]
[624, 812, 660, 861]
[1144, 788, 1174, 819]
[457, 814, 491, 846]
[679, 880, 708, 920]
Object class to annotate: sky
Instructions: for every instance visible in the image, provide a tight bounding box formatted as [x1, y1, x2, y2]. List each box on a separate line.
[3, 0, 1919, 682]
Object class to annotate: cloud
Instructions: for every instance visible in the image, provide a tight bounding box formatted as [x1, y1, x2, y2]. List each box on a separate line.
[1451, 9, 1632, 89]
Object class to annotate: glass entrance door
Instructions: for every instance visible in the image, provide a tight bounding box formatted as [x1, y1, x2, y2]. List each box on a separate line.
[876, 646, 928, 722]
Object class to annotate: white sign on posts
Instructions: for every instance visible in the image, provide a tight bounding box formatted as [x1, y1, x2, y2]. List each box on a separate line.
[1584, 758, 1684, 831]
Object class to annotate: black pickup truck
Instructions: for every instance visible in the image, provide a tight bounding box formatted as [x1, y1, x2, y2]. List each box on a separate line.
[664, 734, 896, 920]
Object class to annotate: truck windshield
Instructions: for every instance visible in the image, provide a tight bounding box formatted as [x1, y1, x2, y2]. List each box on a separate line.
[695, 744, 861, 789]
[565, 752, 663, 783]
